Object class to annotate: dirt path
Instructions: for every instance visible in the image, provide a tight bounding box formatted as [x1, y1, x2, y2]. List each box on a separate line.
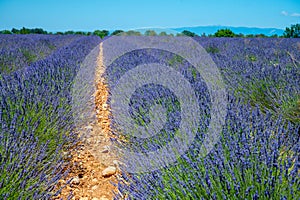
[54, 43, 119, 200]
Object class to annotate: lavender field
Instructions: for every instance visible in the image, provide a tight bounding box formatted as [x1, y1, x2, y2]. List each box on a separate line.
[0, 35, 299, 199]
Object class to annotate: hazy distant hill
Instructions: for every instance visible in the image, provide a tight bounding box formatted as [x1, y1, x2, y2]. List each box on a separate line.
[173, 26, 284, 36]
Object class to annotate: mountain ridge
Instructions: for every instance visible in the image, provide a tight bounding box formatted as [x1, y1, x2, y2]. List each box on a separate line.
[172, 25, 284, 36]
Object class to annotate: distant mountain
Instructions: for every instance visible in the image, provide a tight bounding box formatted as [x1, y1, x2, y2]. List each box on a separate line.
[173, 26, 284, 36]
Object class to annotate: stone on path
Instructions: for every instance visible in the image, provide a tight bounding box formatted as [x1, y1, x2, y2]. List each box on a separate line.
[71, 176, 80, 185]
[102, 166, 116, 177]
[101, 145, 110, 153]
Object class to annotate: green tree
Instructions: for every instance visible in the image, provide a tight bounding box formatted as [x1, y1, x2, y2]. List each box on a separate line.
[246, 34, 254, 38]
[19, 27, 30, 34]
[159, 31, 168, 36]
[144, 30, 157, 36]
[93, 30, 109, 38]
[64, 30, 75, 35]
[236, 33, 244, 37]
[270, 34, 278, 38]
[9, 27, 47, 34]
[283, 24, 300, 38]
[214, 29, 236, 37]
[75, 31, 86, 35]
[11, 28, 20, 34]
[255, 33, 267, 38]
[32, 28, 47, 34]
[111, 30, 124, 35]
[181, 30, 197, 37]
[0, 30, 12, 34]
[124, 30, 142, 36]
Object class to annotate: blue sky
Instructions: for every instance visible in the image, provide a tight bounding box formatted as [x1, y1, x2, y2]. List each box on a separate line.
[0, 0, 299, 31]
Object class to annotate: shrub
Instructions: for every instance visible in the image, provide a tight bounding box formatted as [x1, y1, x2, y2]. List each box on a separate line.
[214, 29, 236, 37]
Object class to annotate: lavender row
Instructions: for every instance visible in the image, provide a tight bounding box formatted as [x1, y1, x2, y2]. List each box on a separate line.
[0, 35, 101, 199]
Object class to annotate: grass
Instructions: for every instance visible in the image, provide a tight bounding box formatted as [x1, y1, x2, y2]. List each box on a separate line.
[235, 77, 300, 125]
[246, 54, 257, 62]
[21, 49, 38, 64]
[168, 55, 184, 67]
[281, 97, 300, 124]
[0, 55, 17, 74]
[205, 46, 220, 54]
[0, 49, 38, 74]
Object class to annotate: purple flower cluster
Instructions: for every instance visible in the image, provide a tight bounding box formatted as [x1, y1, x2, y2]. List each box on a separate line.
[0, 35, 101, 199]
[105, 38, 300, 199]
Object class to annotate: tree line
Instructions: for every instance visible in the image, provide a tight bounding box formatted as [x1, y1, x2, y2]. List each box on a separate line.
[0, 27, 111, 38]
[0, 24, 299, 38]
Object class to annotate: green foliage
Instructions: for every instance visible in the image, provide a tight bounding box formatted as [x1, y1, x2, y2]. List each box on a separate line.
[205, 46, 220, 54]
[0, 30, 12, 34]
[19, 27, 31, 34]
[246, 34, 254, 38]
[158, 32, 174, 36]
[9, 27, 48, 34]
[283, 24, 300, 38]
[181, 30, 197, 37]
[111, 30, 124, 35]
[255, 33, 267, 38]
[159, 31, 168, 36]
[236, 33, 245, 37]
[270, 34, 278, 38]
[168, 55, 184, 66]
[246, 55, 257, 62]
[123, 30, 142, 36]
[245, 34, 268, 38]
[0, 27, 288, 38]
[235, 77, 300, 125]
[75, 31, 86, 35]
[144, 30, 157, 36]
[61, 30, 89, 35]
[214, 29, 236, 37]
[21, 49, 38, 63]
[11, 28, 20, 34]
[93, 30, 109, 38]
[64, 30, 75, 35]
[31, 28, 48, 34]
[281, 97, 300, 124]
